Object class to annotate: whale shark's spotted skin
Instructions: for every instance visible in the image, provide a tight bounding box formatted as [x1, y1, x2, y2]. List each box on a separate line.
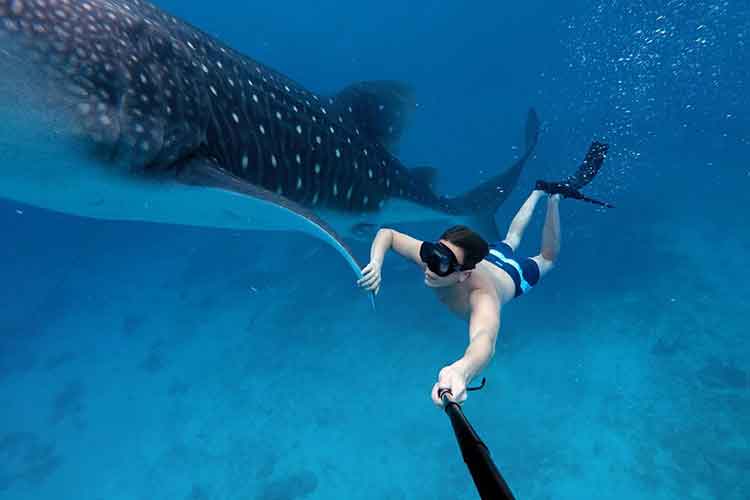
[3, 0, 422, 211]
[0, 0, 538, 223]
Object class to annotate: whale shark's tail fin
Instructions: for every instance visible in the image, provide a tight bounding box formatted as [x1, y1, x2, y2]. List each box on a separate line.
[439, 108, 540, 239]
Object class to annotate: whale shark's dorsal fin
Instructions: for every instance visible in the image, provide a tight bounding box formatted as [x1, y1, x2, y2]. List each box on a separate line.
[409, 166, 439, 191]
[329, 81, 416, 156]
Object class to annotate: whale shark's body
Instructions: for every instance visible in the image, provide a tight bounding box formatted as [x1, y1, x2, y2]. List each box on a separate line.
[0, 0, 539, 283]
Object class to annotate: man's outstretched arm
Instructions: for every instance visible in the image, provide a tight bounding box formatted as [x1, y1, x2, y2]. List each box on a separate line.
[431, 291, 500, 406]
[454, 291, 501, 381]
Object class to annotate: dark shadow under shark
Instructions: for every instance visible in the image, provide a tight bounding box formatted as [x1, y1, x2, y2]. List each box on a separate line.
[0, 0, 539, 291]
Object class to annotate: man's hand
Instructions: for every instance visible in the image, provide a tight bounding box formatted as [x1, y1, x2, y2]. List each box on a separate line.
[357, 260, 382, 295]
[431, 364, 468, 407]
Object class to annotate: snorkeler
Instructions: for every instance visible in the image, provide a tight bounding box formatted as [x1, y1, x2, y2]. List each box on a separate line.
[357, 142, 609, 406]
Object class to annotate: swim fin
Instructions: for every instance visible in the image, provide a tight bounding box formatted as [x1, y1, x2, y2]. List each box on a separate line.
[535, 142, 614, 208]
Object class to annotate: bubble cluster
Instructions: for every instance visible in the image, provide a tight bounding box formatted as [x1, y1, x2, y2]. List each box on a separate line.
[559, 0, 748, 181]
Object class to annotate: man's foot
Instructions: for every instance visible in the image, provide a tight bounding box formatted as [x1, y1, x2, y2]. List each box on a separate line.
[535, 180, 579, 199]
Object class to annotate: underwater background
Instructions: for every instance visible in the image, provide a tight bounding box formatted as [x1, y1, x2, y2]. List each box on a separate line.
[1, 0, 748, 499]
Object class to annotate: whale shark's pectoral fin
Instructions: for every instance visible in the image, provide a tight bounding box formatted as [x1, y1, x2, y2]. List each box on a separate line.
[175, 159, 375, 309]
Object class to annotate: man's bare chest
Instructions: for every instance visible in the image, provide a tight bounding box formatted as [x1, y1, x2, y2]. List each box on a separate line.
[435, 288, 471, 319]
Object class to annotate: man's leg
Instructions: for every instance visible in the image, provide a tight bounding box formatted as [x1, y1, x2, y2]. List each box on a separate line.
[531, 194, 560, 278]
[503, 190, 545, 251]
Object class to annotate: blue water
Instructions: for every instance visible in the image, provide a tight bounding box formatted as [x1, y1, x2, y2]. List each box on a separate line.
[1, 1, 748, 499]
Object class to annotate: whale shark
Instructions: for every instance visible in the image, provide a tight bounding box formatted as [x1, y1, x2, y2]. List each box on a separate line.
[0, 0, 539, 287]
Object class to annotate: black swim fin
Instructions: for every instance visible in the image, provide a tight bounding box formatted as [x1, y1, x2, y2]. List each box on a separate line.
[535, 142, 614, 208]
